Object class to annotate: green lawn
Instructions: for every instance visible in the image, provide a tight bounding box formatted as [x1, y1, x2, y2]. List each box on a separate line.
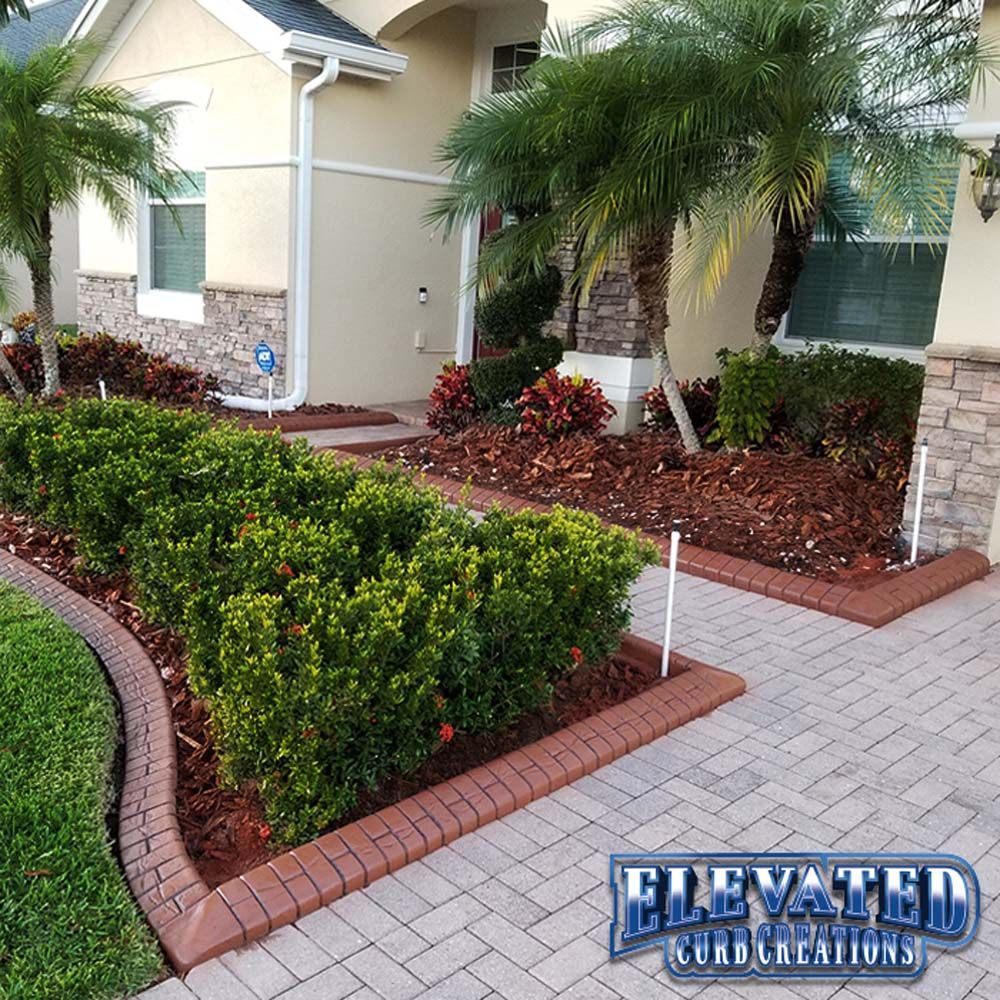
[0, 582, 162, 1000]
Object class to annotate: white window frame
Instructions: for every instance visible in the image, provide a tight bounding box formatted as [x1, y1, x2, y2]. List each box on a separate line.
[489, 39, 541, 93]
[137, 188, 206, 325]
[775, 231, 946, 365]
[134, 81, 211, 325]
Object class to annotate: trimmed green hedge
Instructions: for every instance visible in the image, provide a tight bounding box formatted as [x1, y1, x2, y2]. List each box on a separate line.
[0, 399, 656, 840]
[0, 583, 161, 1000]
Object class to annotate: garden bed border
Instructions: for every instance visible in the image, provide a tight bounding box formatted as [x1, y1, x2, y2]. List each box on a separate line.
[0, 550, 744, 974]
[332, 449, 990, 628]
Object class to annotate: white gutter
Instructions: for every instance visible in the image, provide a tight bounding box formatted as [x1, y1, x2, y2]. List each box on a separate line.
[221, 56, 340, 412]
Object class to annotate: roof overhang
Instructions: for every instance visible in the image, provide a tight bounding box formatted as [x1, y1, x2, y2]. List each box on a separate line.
[65, 0, 408, 81]
[279, 29, 408, 80]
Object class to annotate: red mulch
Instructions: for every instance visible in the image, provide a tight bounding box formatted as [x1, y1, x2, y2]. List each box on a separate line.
[0, 512, 273, 887]
[376, 426, 910, 584]
[0, 510, 664, 885]
[339, 652, 659, 825]
[202, 401, 367, 421]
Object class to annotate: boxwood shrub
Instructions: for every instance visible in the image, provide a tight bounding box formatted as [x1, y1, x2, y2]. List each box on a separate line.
[0, 398, 656, 841]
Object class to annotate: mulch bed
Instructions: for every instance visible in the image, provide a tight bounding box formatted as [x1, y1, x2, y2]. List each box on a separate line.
[0, 509, 664, 888]
[202, 401, 367, 421]
[376, 426, 910, 585]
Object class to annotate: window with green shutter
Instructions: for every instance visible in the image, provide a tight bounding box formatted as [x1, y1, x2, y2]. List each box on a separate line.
[783, 160, 957, 352]
[149, 171, 206, 295]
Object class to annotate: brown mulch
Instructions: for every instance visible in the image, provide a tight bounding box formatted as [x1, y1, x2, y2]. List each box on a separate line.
[339, 652, 659, 826]
[0, 512, 273, 887]
[0, 509, 664, 886]
[201, 401, 368, 421]
[376, 426, 909, 584]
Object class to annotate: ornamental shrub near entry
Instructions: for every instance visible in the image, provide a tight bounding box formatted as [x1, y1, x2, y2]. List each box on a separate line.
[0, 398, 655, 840]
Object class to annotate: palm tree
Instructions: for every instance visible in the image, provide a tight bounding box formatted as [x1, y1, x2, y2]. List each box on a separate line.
[590, 0, 995, 356]
[0, 41, 177, 398]
[427, 30, 728, 453]
[0, 0, 28, 27]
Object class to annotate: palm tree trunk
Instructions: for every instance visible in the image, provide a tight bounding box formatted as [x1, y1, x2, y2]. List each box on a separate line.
[628, 223, 701, 454]
[0, 347, 27, 403]
[31, 208, 60, 398]
[751, 209, 819, 357]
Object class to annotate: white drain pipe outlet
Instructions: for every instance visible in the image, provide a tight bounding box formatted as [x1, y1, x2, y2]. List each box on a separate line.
[221, 56, 340, 411]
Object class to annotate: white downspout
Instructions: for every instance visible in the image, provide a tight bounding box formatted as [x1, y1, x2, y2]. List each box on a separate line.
[222, 56, 340, 411]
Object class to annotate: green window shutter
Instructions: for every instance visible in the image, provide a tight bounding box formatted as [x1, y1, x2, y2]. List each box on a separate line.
[151, 203, 206, 294]
[786, 242, 947, 348]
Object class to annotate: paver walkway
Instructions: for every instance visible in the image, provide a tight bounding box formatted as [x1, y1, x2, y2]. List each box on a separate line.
[136, 566, 1000, 1000]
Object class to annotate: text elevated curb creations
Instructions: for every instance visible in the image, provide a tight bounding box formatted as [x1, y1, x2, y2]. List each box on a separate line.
[609, 853, 979, 980]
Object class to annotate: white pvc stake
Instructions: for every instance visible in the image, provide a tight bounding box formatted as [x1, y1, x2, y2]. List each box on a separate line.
[267, 374, 273, 420]
[909, 437, 929, 565]
[98, 378, 107, 401]
[661, 519, 682, 678]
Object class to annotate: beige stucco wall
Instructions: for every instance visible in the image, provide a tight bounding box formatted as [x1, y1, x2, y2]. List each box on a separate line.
[930, 0, 1000, 352]
[667, 228, 769, 378]
[4, 208, 79, 324]
[78, 0, 294, 290]
[306, 7, 476, 402]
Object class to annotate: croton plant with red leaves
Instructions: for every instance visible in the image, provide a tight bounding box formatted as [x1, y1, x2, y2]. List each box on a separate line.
[427, 361, 477, 434]
[517, 369, 616, 439]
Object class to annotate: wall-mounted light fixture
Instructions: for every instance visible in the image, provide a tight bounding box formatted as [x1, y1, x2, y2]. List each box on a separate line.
[973, 134, 1000, 222]
[418, 287, 429, 304]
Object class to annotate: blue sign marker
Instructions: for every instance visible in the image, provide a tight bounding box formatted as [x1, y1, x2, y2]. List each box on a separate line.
[255, 342, 276, 375]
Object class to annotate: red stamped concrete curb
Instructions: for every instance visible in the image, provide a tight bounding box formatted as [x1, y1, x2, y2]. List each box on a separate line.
[333, 449, 990, 628]
[0, 549, 744, 974]
[0, 550, 210, 932]
[158, 647, 742, 972]
[238, 410, 398, 433]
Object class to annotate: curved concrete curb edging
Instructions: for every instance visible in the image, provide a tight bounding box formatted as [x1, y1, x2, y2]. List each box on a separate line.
[330, 450, 990, 628]
[0, 551, 211, 931]
[0, 551, 744, 974]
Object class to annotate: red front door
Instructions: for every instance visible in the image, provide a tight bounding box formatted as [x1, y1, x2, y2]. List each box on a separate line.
[473, 207, 508, 360]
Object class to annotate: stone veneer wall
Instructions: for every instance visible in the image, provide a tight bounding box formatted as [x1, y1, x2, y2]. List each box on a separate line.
[547, 252, 650, 359]
[903, 343, 1000, 557]
[76, 271, 288, 397]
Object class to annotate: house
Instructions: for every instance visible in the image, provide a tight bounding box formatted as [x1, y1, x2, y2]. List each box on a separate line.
[0, 0, 82, 327]
[5, 0, 999, 561]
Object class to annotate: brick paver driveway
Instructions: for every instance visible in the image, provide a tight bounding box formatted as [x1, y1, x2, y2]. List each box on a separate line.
[138, 567, 1000, 1000]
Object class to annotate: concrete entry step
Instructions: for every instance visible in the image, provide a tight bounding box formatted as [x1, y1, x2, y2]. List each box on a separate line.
[284, 423, 435, 452]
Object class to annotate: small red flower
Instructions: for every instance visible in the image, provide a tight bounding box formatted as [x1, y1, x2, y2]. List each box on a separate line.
[301, 727, 317, 740]
[118, 545, 128, 556]
[466, 590, 476, 602]
[245, 512, 257, 521]
[258, 824, 272, 842]
[37, 484, 47, 495]
[570, 646, 584, 665]
[439, 723, 455, 744]
[289, 623, 304, 635]
[277, 563, 294, 577]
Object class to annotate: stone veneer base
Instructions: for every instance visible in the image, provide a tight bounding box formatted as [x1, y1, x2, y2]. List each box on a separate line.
[0, 549, 745, 974]
[904, 343, 1000, 559]
[330, 450, 990, 629]
[76, 272, 288, 399]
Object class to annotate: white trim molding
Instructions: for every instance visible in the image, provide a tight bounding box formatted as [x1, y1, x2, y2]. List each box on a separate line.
[312, 160, 448, 186]
[774, 317, 928, 365]
[954, 120, 1000, 141]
